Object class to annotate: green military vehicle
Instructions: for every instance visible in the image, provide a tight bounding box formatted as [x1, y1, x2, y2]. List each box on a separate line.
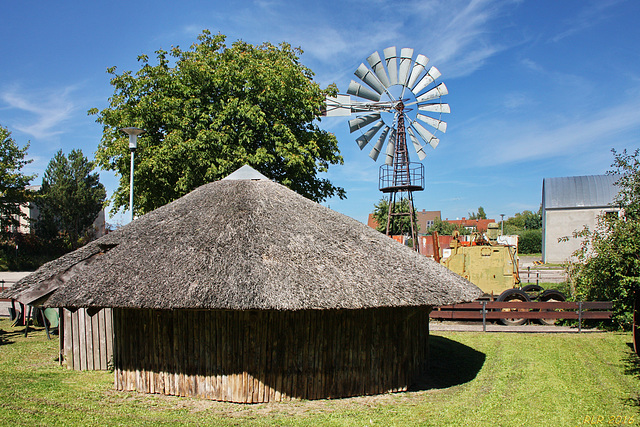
[440, 223, 566, 325]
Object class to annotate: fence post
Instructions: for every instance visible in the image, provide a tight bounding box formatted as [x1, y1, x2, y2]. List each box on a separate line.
[578, 301, 583, 333]
[482, 301, 487, 332]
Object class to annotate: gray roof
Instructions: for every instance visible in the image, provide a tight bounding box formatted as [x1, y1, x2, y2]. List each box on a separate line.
[3, 166, 481, 311]
[542, 174, 620, 210]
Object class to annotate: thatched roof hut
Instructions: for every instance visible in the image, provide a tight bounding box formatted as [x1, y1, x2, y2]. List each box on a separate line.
[5, 165, 480, 402]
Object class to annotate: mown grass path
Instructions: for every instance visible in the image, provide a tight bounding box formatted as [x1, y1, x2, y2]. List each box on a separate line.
[0, 319, 638, 426]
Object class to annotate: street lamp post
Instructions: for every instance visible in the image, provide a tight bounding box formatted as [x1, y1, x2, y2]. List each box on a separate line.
[500, 213, 505, 235]
[120, 127, 145, 222]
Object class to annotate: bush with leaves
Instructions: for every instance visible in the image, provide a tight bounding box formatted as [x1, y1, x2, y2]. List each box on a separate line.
[516, 229, 542, 254]
[426, 217, 470, 236]
[567, 149, 640, 330]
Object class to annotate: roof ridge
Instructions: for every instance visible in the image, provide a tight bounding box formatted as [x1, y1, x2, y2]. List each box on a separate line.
[223, 165, 270, 181]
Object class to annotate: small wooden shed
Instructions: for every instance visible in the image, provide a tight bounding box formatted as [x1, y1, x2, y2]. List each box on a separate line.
[4, 166, 480, 402]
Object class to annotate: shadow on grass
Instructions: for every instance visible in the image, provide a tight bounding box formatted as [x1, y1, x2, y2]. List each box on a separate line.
[624, 342, 640, 407]
[409, 335, 486, 391]
[0, 327, 27, 346]
[0, 323, 49, 346]
[0, 328, 14, 345]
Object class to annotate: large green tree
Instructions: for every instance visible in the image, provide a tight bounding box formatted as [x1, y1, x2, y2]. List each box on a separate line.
[0, 125, 34, 238]
[567, 149, 640, 330]
[37, 149, 106, 249]
[90, 30, 344, 216]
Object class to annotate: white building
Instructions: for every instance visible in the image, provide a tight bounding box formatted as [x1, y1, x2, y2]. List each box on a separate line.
[542, 175, 620, 264]
[13, 185, 105, 238]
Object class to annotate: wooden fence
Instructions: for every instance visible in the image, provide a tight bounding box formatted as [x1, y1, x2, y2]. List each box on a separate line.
[430, 301, 613, 332]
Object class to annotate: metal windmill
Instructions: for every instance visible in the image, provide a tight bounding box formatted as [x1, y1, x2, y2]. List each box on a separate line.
[325, 47, 449, 250]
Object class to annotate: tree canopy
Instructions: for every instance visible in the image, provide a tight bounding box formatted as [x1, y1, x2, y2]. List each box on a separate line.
[0, 125, 34, 238]
[468, 206, 486, 220]
[426, 218, 470, 236]
[567, 149, 640, 330]
[90, 30, 344, 216]
[504, 208, 542, 233]
[371, 198, 418, 236]
[37, 149, 106, 249]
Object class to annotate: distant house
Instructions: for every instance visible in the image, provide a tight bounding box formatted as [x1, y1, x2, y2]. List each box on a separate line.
[417, 210, 441, 234]
[444, 218, 496, 233]
[9, 185, 106, 238]
[14, 185, 41, 234]
[542, 174, 620, 264]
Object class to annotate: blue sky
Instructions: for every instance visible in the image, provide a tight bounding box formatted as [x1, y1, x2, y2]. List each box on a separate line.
[2, 0, 639, 225]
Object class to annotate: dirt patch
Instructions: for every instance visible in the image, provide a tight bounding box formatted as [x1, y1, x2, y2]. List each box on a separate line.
[102, 387, 433, 419]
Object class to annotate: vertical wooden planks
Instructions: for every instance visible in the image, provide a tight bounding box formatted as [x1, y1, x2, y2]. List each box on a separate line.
[100, 306, 433, 403]
[214, 309, 221, 400]
[97, 310, 106, 370]
[202, 310, 210, 399]
[105, 309, 113, 370]
[112, 309, 120, 390]
[63, 309, 73, 369]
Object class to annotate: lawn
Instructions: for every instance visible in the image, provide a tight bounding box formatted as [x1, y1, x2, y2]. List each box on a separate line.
[0, 318, 638, 426]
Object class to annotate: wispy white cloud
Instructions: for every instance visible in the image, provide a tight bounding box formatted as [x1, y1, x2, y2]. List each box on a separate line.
[550, 0, 624, 43]
[501, 92, 531, 110]
[519, 58, 593, 93]
[483, 96, 640, 165]
[192, 0, 517, 84]
[430, 0, 510, 75]
[1, 85, 76, 139]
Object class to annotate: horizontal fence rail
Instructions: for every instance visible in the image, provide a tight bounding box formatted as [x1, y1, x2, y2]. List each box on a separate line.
[430, 301, 613, 332]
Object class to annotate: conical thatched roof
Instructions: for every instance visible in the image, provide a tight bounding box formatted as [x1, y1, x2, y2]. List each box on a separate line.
[4, 166, 481, 310]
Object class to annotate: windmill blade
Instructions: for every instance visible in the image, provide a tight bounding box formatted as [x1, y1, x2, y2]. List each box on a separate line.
[413, 66, 442, 94]
[323, 94, 353, 117]
[366, 51, 391, 88]
[411, 121, 440, 149]
[384, 128, 396, 165]
[407, 127, 427, 161]
[416, 82, 448, 103]
[417, 114, 447, 133]
[347, 80, 381, 102]
[383, 47, 399, 86]
[369, 126, 390, 161]
[354, 63, 386, 94]
[398, 48, 414, 86]
[349, 113, 381, 133]
[356, 120, 385, 149]
[418, 102, 451, 114]
[407, 54, 429, 89]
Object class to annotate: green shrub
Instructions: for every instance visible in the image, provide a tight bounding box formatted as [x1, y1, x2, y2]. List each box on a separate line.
[517, 229, 541, 254]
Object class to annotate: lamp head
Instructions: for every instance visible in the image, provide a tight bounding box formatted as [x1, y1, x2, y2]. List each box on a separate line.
[120, 127, 146, 151]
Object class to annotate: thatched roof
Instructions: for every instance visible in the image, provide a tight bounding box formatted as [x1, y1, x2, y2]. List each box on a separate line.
[4, 166, 481, 310]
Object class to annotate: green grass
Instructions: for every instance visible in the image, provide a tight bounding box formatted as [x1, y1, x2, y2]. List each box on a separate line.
[1, 319, 638, 426]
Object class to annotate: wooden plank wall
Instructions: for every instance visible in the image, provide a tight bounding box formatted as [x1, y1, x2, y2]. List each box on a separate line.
[113, 307, 431, 402]
[62, 308, 113, 371]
